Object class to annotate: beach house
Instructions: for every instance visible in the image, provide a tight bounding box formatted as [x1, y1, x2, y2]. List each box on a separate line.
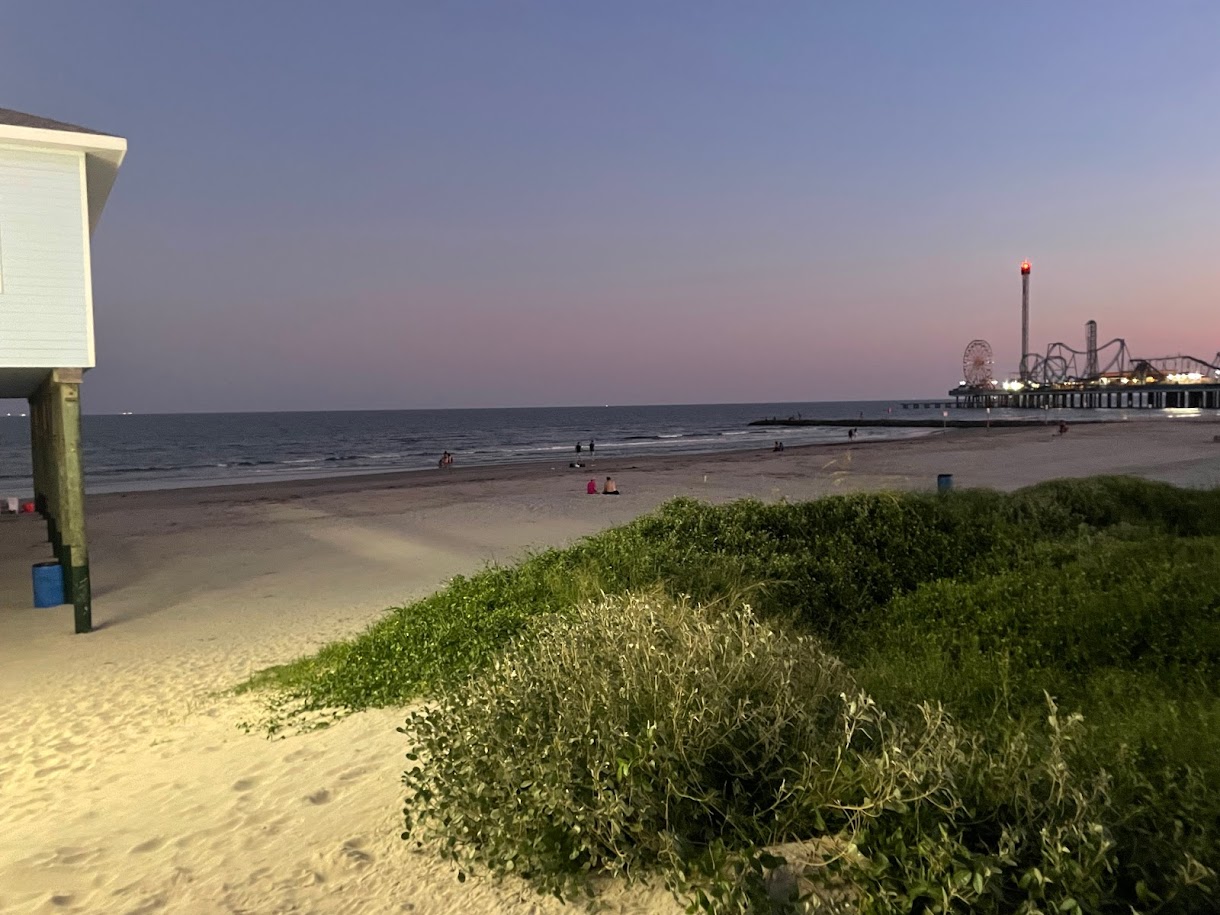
[0, 107, 127, 633]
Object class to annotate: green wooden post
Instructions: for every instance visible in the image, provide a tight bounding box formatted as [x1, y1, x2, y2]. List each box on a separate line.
[28, 391, 45, 516]
[45, 382, 64, 560]
[49, 370, 90, 633]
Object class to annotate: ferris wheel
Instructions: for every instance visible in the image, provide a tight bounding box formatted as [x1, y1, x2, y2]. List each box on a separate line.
[962, 339, 995, 387]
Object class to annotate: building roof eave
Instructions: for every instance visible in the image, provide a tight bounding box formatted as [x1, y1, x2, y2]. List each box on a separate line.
[0, 123, 127, 233]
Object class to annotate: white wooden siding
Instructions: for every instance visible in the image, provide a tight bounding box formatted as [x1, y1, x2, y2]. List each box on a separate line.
[0, 144, 92, 368]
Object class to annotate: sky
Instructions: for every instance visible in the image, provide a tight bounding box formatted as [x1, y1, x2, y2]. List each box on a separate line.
[2, 1, 1219, 412]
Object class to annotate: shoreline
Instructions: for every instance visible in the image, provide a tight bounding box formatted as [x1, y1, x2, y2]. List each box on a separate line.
[78, 414, 1220, 509]
[83, 425, 945, 506]
[72, 413, 1220, 503]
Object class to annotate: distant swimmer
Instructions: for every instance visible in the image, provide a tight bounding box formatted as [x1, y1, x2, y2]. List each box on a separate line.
[438, 451, 454, 468]
[602, 476, 619, 495]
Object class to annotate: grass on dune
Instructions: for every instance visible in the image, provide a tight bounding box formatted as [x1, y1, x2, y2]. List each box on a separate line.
[241, 475, 1220, 720]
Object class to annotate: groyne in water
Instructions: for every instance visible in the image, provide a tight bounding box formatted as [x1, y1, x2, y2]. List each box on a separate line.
[750, 417, 1112, 429]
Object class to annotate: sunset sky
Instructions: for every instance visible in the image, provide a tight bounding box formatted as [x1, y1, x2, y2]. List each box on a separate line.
[4, 1, 1218, 412]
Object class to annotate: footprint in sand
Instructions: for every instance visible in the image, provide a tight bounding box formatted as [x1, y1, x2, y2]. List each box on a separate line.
[232, 777, 258, 792]
[49, 894, 74, 907]
[336, 765, 370, 782]
[130, 836, 165, 854]
[51, 846, 99, 866]
[306, 789, 331, 805]
[340, 838, 373, 867]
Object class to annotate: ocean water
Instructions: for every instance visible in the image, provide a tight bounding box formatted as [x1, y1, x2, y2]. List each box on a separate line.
[0, 399, 1183, 495]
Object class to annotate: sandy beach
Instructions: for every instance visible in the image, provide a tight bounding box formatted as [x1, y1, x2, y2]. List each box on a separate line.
[2, 420, 1219, 915]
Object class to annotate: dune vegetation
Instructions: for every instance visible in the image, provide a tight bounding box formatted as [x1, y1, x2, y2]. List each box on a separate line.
[245, 477, 1220, 913]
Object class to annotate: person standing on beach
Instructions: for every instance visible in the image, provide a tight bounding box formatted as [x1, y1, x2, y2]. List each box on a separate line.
[576, 441, 582, 454]
[589, 439, 595, 455]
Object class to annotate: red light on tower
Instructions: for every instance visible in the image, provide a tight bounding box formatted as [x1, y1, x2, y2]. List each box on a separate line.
[1020, 260, 1032, 275]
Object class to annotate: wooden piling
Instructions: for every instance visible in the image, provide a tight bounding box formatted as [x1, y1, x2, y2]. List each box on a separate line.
[29, 369, 90, 634]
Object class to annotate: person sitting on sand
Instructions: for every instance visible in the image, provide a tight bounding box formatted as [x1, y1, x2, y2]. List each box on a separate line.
[602, 476, 619, 495]
[1059, 421, 1069, 436]
[586, 479, 597, 494]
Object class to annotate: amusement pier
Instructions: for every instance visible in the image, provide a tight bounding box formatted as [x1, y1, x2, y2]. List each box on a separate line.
[950, 260, 1220, 410]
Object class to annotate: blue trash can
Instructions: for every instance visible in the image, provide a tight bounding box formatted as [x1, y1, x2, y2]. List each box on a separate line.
[937, 473, 954, 493]
[33, 561, 66, 608]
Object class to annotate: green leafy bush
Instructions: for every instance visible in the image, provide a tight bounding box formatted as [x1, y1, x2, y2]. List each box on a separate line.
[833, 698, 1118, 915]
[851, 534, 1220, 911]
[398, 594, 1145, 914]
[399, 593, 859, 912]
[852, 536, 1220, 717]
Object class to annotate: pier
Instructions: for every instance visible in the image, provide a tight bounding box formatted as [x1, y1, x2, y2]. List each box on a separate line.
[749, 416, 1099, 429]
[949, 380, 1220, 410]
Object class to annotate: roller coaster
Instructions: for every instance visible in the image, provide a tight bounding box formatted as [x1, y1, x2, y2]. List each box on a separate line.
[1020, 340, 1220, 387]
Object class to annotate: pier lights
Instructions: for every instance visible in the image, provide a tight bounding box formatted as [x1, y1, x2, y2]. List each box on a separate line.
[1020, 260, 1031, 275]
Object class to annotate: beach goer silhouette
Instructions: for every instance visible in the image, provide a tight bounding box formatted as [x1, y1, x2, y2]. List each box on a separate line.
[847, 429, 855, 441]
[576, 442, 582, 454]
[438, 451, 453, 468]
[602, 476, 619, 495]
[586, 479, 598, 494]
[1058, 421, 1069, 436]
[773, 441, 780, 452]
[589, 439, 595, 455]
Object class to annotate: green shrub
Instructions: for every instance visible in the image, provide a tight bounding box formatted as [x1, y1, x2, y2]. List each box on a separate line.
[834, 698, 1118, 915]
[851, 534, 1220, 911]
[399, 593, 859, 912]
[1010, 476, 1220, 536]
[852, 536, 1220, 719]
[398, 594, 1140, 914]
